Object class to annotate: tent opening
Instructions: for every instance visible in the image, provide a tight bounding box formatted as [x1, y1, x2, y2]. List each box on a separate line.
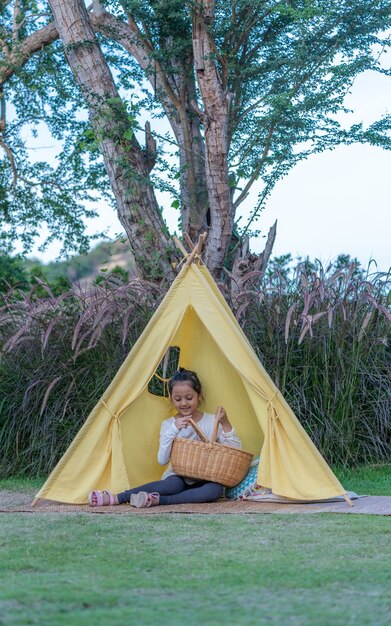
[148, 346, 181, 398]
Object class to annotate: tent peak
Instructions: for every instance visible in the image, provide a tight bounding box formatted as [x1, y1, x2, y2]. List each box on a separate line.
[173, 232, 208, 267]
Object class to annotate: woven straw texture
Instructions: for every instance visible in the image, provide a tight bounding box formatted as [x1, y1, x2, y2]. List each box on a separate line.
[171, 438, 253, 487]
[2, 491, 391, 516]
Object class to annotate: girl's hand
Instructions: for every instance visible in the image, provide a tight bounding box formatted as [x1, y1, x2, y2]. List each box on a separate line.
[175, 415, 191, 430]
[216, 406, 233, 432]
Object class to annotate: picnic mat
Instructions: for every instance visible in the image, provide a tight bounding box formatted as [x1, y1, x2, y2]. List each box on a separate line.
[1, 490, 390, 515]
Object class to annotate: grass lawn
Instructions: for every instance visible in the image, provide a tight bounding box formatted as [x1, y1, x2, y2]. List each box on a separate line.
[1, 466, 390, 626]
[334, 464, 391, 496]
[1, 514, 390, 626]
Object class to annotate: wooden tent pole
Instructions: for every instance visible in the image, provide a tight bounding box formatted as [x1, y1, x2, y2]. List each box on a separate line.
[184, 247, 198, 266]
[183, 232, 207, 266]
[194, 231, 207, 257]
[183, 233, 195, 250]
[344, 493, 354, 507]
[173, 232, 208, 266]
[173, 235, 189, 258]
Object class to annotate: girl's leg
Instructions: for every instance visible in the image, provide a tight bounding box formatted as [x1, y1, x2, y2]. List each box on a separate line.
[158, 481, 223, 505]
[117, 475, 186, 504]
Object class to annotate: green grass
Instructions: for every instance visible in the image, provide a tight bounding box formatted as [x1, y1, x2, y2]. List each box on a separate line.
[0, 514, 390, 626]
[0, 476, 45, 491]
[334, 463, 391, 496]
[1, 466, 390, 625]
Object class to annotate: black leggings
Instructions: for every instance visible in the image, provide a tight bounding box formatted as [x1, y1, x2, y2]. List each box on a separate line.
[117, 475, 224, 505]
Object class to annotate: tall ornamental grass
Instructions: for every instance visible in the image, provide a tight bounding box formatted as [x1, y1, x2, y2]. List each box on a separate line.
[0, 260, 390, 476]
[0, 276, 164, 476]
[232, 259, 391, 467]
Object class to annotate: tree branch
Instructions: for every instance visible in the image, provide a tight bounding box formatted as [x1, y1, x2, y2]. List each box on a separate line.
[91, 11, 183, 114]
[144, 120, 156, 173]
[190, 99, 206, 124]
[0, 137, 17, 184]
[233, 123, 276, 210]
[257, 220, 277, 277]
[12, 0, 21, 43]
[0, 135, 65, 190]
[0, 21, 59, 83]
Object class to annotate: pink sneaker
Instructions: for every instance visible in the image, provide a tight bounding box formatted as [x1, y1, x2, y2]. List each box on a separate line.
[130, 492, 160, 508]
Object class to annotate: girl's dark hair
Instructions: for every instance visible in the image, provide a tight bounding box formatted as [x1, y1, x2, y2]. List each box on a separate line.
[168, 368, 203, 396]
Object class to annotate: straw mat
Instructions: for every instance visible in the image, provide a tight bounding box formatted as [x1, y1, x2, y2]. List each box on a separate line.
[1, 490, 390, 515]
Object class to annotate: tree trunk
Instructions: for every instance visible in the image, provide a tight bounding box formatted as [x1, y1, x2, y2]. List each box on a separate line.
[192, 10, 233, 277]
[49, 0, 177, 279]
[3, 3, 276, 282]
[92, 10, 210, 245]
[176, 75, 210, 240]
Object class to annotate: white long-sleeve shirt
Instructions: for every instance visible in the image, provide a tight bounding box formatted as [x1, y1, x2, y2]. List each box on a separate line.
[158, 412, 242, 481]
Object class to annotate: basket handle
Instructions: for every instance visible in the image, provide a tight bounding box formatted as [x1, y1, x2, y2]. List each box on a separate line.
[188, 418, 209, 442]
[210, 407, 223, 443]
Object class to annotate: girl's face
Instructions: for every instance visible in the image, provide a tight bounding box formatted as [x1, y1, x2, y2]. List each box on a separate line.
[170, 381, 200, 417]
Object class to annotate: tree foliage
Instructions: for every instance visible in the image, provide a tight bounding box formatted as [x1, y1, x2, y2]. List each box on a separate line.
[0, 5, 110, 254]
[0, 1, 390, 277]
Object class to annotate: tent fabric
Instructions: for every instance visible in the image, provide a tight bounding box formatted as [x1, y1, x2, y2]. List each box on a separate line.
[35, 262, 346, 504]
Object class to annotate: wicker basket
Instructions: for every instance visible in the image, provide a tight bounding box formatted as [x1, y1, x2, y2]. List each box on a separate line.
[171, 413, 253, 488]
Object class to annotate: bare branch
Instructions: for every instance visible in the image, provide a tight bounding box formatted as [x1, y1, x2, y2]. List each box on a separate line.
[11, 12, 52, 35]
[144, 121, 156, 173]
[91, 0, 105, 17]
[0, 21, 59, 83]
[257, 220, 277, 278]
[0, 133, 64, 189]
[190, 99, 206, 124]
[12, 0, 21, 42]
[0, 90, 5, 132]
[0, 138, 17, 183]
[91, 12, 182, 114]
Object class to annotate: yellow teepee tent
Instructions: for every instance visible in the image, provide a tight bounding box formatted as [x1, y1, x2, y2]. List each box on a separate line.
[34, 246, 348, 505]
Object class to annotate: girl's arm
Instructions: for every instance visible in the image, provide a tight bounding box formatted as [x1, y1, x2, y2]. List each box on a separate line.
[157, 418, 180, 465]
[216, 406, 233, 432]
[217, 427, 242, 448]
[215, 407, 242, 449]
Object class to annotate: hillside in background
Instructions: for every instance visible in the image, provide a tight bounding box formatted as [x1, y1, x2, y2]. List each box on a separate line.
[0, 240, 136, 293]
[38, 239, 136, 285]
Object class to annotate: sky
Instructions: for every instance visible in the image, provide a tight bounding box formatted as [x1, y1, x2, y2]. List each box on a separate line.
[20, 68, 391, 273]
[247, 70, 391, 272]
[245, 142, 391, 271]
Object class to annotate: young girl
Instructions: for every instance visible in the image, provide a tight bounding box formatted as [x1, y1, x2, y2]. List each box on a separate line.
[88, 368, 242, 508]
